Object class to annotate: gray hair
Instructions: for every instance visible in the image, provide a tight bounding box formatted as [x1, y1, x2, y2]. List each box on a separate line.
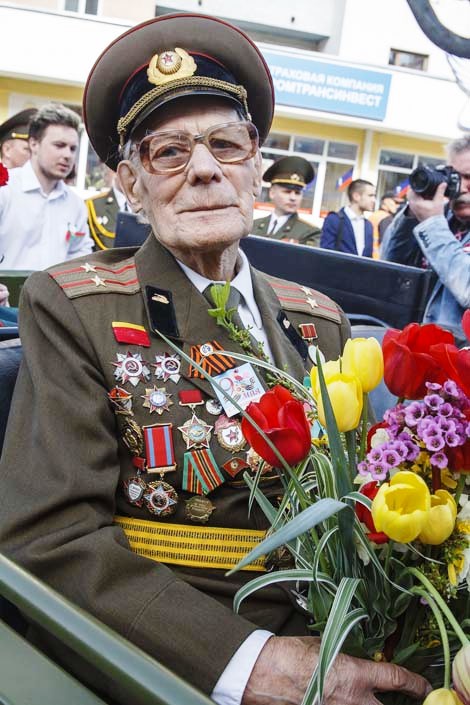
[29, 103, 81, 141]
[446, 134, 470, 162]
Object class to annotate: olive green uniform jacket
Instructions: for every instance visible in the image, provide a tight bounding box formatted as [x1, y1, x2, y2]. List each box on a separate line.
[0, 234, 349, 700]
[86, 188, 120, 250]
[253, 213, 321, 246]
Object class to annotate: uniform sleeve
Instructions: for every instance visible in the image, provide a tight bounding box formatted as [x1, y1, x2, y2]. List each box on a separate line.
[0, 272, 257, 696]
[66, 199, 94, 259]
[320, 213, 338, 250]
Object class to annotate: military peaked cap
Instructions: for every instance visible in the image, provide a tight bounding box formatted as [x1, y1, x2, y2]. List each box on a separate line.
[0, 108, 37, 146]
[263, 156, 315, 190]
[83, 13, 274, 170]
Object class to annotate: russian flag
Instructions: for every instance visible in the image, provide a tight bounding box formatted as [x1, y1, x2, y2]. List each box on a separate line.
[336, 167, 353, 191]
[395, 178, 410, 199]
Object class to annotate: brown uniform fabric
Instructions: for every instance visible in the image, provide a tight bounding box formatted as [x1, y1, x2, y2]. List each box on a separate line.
[253, 213, 321, 246]
[0, 234, 349, 699]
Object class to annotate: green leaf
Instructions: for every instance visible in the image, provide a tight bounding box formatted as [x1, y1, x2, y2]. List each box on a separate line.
[233, 569, 317, 613]
[226, 499, 347, 575]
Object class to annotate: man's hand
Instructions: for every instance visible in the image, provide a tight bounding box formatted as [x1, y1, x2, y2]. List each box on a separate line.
[0, 283, 9, 307]
[242, 636, 431, 705]
[407, 181, 448, 222]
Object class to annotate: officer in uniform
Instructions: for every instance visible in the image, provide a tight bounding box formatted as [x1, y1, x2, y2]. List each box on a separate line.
[0, 108, 37, 169]
[0, 14, 429, 705]
[86, 168, 128, 249]
[253, 156, 321, 246]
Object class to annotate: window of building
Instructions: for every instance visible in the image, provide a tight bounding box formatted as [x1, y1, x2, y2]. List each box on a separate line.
[376, 149, 444, 202]
[389, 49, 428, 71]
[259, 132, 358, 220]
[63, 0, 99, 15]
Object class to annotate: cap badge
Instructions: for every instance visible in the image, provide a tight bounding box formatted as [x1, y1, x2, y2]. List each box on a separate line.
[291, 173, 301, 182]
[147, 48, 197, 86]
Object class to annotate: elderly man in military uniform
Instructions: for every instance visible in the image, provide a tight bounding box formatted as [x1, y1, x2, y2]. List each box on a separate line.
[0, 14, 429, 705]
[0, 108, 37, 169]
[253, 156, 321, 246]
[86, 166, 129, 249]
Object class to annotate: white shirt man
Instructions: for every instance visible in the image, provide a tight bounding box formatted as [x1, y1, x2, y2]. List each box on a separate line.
[0, 108, 93, 270]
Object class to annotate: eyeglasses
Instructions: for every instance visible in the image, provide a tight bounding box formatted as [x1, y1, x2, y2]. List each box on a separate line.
[136, 121, 259, 175]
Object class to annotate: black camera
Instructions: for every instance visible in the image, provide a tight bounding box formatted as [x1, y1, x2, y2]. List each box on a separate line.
[409, 164, 460, 200]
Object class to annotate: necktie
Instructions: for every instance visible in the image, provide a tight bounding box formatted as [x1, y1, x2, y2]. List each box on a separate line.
[268, 219, 278, 235]
[204, 285, 259, 353]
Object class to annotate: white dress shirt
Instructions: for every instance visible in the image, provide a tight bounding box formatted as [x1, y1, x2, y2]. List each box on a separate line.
[0, 160, 93, 270]
[344, 205, 366, 256]
[177, 248, 274, 362]
[267, 212, 290, 235]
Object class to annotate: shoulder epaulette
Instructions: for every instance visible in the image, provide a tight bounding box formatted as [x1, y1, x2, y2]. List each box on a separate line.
[85, 189, 110, 203]
[265, 274, 341, 324]
[48, 255, 139, 299]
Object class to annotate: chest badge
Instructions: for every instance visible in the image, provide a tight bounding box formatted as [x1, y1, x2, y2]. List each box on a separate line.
[214, 415, 246, 452]
[153, 352, 181, 384]
[141, 386, 173, 415]
[112, 351, 151, 387]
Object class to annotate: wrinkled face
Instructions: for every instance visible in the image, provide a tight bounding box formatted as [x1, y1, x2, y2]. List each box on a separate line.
[1, 138, 30, 169]
[119, 98, 262, 259]
[269, 184, 303, 215]
[354, 185, 376, 213]
[29, 125, 78, 182]
[450, 149, 470, 223]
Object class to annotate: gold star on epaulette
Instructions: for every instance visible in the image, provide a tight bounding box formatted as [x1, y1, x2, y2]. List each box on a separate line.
[307, 297, 319, 310]
[301, 285, 313, 295]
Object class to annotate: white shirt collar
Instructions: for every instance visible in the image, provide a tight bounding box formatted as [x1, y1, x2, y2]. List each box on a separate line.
[177, 248, 262, 328]
[20, 160, 66, 200]
[344, 205, 364, 221]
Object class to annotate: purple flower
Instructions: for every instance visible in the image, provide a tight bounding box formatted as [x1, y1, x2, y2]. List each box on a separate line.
[423, 433, 445, 452]
[443, 380, 459, 398]
[426, 382, 442, 392]
[424, 393, 444, 411]
[358, 460, 369, 476]
[392, 440, 410, 460]
[369, 461, 388, 481]
[404, 402, 424, 426]
[438, 402, 453, 417]
[437, 417, 456, 434]
[430, 451, 448, 469]
[401, 439, 421, 461]
[418, 419, 440, 438]
[445, 431, 461, 447]
[368, 447, 383, 463]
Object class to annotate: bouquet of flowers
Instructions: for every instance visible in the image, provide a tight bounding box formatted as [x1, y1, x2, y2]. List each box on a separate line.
[227, 314, 470, 705]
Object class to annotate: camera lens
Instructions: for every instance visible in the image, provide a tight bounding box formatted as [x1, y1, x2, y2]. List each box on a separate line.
[409, 167, 430, 193]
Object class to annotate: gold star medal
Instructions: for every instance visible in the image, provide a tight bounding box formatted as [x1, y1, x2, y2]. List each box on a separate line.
[141, 386, 173, 415]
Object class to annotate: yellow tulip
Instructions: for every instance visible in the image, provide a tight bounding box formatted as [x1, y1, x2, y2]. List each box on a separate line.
[371, 471, 431, 543]
[453, 643, 470, 705]
[310, 359, 341, 398]
[314, 371, 363, 432]
[418, 490, 457, 545]
[342, 337, 384, 393]
[423, 688, 464, 704]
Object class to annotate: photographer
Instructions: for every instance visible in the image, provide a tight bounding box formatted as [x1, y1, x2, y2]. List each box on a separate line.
[381, 135, 470, 347]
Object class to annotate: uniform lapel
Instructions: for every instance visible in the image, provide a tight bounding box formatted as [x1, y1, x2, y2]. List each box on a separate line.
[251, 267, 307, 382]
[134, 236, 242, 398]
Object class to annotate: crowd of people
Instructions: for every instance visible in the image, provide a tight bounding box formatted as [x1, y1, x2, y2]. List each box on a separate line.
[0, 10, 469, 705]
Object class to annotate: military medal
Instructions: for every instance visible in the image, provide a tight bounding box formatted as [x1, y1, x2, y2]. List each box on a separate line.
[112, 351, 151, 387]
[182, 449, 224, 495]
[144, 481, 178, 517]
[153, 352, 181, 383]
[214, 415, 246, 452]
[142, 423, 176, 473]
[123, 476, 147, 507]
[108, 386, 133, 415]
[121, 418, 145, 457]
[141, 386, 173, 415]
[185, 495, 216, 524]
[205, 399, 223, 416]
[299, 323, 320, 365]
[247, 447, 273, 475]
[222, 457, 250, 478]
[188, 340, 235, 378]
[178, 415, 212, 450]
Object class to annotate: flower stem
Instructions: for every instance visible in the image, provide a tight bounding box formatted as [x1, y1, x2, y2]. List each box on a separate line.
[359, 392, 369, 461]
[406, 567, 469, 646]
[455, 473, 467, 506]
[412, 587, 451, 689]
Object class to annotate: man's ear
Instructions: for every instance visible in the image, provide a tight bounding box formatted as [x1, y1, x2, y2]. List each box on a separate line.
[252, 149, 263, 198]
[117, 161, 143, 213]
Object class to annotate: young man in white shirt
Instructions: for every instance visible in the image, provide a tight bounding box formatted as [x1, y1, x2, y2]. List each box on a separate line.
[0, 103, 93, 270]
[320, 179, 376, 257]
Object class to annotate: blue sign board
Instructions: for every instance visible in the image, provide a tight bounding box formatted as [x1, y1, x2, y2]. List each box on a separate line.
[263, 49, 392, 121]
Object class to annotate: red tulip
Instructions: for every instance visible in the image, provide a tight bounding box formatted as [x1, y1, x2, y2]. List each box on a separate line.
[463, 310, 470, 343]
[356, 481, 389, 543]
[241, 385, 311, 467]
[448, 439, 470, 474]
[382, 323, 454, 399]
[429, 343, 470, 398]
[0, 163, 8, 187]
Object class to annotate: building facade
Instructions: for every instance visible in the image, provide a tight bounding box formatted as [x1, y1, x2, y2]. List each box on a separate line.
[0, 0, 468, 223]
